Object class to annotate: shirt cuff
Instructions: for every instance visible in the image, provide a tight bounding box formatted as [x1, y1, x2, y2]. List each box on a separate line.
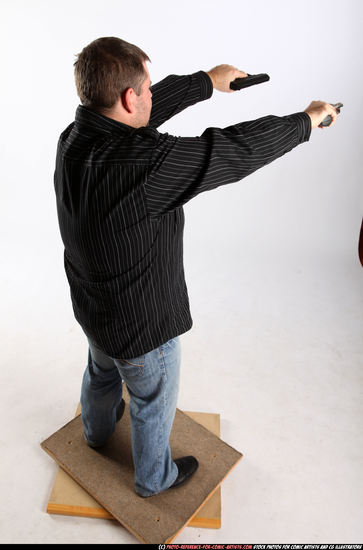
[284, 111, 312, 143]
[196, 70, 214, 100]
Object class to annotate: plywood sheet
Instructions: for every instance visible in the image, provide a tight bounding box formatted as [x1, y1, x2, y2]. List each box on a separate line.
[47, 404, 222, 529]
[41, 391, 242, 543]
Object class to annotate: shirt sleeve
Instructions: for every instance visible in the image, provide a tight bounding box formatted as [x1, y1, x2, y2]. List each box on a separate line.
[148, 70, 213, 129]
[144, 112, 312, 218]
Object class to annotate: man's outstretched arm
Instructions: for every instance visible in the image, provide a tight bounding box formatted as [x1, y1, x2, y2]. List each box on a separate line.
[145, 65, 338, 219]
[148, 64, 247, 129]
[145, 111, 312, 218]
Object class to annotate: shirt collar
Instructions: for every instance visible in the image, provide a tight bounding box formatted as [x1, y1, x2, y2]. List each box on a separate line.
[75, 104, 134, 135]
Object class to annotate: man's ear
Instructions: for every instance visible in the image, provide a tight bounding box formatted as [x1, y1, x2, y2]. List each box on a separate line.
[121, 87, 134, 114]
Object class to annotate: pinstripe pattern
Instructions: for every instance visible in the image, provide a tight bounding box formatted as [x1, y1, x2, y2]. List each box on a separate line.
[54, 70, 311, 358]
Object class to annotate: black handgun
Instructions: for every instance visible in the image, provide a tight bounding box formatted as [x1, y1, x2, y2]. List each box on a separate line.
[230, 73, 270, 90]
[320, 102, 343, 127]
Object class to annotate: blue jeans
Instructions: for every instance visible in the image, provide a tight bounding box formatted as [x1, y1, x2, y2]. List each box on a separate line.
[80, 337, 180, 497]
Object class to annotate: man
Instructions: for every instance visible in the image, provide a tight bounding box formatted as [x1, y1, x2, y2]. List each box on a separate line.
[54, 37, 337, 498]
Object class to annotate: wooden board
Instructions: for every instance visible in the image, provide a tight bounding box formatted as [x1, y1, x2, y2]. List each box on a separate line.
[41, 390, 243, 544]
[47, 403, 222, 529]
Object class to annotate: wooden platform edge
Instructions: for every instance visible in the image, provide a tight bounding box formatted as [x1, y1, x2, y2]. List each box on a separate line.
[46, 500, 222, 529]
[46, 502, 114, 519]
[45, 502, 221, 529]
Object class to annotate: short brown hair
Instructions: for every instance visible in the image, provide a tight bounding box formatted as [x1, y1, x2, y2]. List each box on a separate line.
[74, 37, 151, 109]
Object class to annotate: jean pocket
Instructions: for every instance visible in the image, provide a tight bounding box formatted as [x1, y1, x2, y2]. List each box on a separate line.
[116, 354, 145, 377]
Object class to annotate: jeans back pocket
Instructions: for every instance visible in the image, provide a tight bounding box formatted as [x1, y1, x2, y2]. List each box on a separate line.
[116, 354, 145, 378]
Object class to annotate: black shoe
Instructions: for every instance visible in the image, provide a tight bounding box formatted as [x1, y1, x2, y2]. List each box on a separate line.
[169, 456, 199, 489]
[116, 399, 125, 422]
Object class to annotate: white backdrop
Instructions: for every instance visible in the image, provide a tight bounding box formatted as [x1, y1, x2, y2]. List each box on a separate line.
[1, 0, 363, 544]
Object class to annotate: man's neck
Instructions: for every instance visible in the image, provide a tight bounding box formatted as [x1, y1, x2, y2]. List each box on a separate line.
[96, 107, 137, 128]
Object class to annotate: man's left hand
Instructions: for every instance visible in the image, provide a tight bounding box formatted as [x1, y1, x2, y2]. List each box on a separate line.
[206, 64, 248, 93]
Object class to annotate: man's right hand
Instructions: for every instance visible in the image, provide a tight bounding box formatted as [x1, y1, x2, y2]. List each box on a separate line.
[304, 100, 338, 129]
[206, 64, 248, 93]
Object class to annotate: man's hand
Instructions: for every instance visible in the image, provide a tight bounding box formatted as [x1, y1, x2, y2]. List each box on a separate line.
[206, 64, 248, 93]
[304, 100, 338, 129]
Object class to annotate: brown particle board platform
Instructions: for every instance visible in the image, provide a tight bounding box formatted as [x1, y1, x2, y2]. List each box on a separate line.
[41, 389, 242, 544]
[47, 403, 222, 529]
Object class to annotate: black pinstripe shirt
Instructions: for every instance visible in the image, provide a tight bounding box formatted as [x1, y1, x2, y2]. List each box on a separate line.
[54, 70, 311, 358]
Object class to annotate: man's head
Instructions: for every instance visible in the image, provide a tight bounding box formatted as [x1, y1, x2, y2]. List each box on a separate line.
[74, 37, 152, 128]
